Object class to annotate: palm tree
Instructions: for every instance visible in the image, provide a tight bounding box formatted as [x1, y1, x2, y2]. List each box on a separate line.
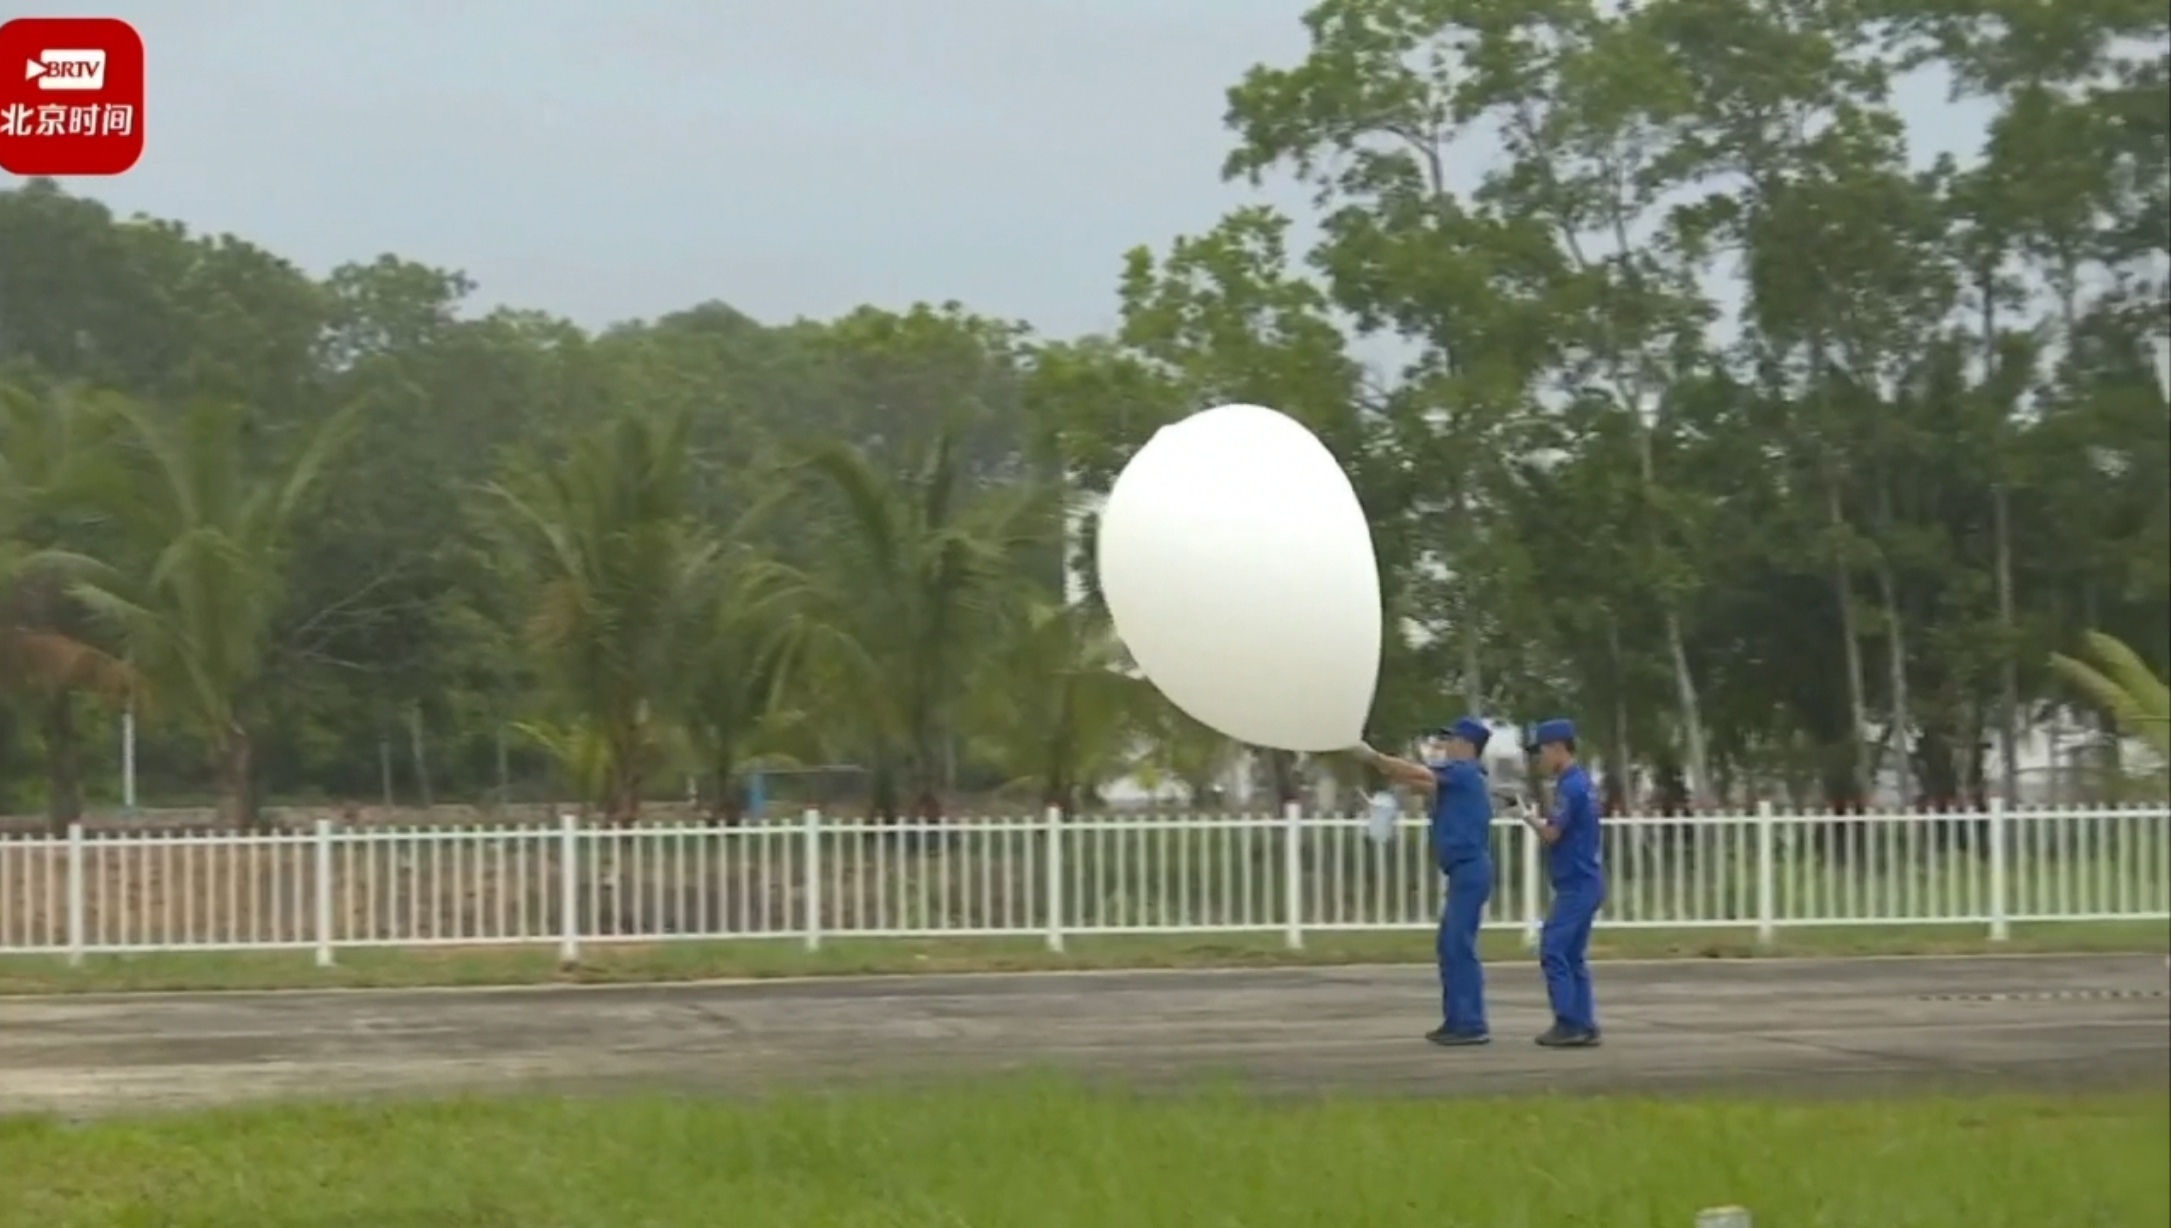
[964, 595, 1153, 812]
[674, 544, 810, 822]
[511, 716, 615, 816]
[798, 423, 1050, 818]
[2051, 631, 2170, 763]
[0, 383, 137, 830]
[68, 398, 357, 828]
[486, 409, 714, 823]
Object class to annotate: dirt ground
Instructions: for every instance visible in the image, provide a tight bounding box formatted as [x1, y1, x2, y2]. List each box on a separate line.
[1, 953, 2165, 1116]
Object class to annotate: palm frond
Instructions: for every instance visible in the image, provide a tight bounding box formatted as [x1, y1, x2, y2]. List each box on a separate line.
[799, 439, 903, 579]
[0, 628, 140, 701]
[2051, 631, 2171, 759]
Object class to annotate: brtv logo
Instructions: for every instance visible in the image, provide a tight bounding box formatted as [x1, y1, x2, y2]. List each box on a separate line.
[0, 17, 145, 175]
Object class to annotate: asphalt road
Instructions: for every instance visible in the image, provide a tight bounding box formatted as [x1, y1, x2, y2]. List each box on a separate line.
[2, 954, 2165, 1116]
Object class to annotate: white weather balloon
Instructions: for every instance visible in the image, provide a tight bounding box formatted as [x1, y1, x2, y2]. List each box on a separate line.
[1095, 403, 1381, 752]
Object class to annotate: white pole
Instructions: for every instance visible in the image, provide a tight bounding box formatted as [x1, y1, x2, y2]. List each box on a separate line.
[1044, 805, 1065, 952]
[1282, 801, 1305, 949]
[1988, 797, 2009, 942]
[313, 818, 335, 967]
[1755, 801, 1776, 947]
[802, 807, 822, 952]
[558, 812, 581, 965]
[66, 821, 86, 966]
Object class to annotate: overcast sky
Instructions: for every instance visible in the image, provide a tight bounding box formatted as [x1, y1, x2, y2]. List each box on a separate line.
[13, 0, 1992, 342]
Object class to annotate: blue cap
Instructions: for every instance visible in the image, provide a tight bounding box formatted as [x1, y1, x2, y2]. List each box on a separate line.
[1430, 716, 1491, 752]
[1527, 718, 1577, 751]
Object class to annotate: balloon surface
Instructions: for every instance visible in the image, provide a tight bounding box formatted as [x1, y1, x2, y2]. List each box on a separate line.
[1095, 403, 1381, 752]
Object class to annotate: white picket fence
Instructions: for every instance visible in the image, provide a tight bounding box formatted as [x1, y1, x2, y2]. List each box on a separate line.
[1, 802, 2166, 965]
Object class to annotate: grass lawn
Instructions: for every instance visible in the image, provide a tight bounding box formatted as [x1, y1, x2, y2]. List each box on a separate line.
[2, 1081, 2164, 1227]
[1, 919, 2164, 996]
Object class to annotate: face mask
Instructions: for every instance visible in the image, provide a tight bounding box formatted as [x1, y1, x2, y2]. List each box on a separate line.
[1421, 742, 1451, 766]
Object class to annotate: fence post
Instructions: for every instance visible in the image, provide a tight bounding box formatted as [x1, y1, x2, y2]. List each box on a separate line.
[1988, 797, 2009, 942]
[1521, 819, 1542, 950]
[1755, 802, 1775, 948]
[558, 811, 581, 964]
[802, 807, 823, 952]
[1283, 801, 1305, 950]
[1044, 805, 1065, 953]
[65, 822, 85, 967]
[314, 818, 335, 967]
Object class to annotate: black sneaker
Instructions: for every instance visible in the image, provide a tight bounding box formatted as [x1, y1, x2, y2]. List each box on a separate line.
[1426, 1026, 1491, 1047]
[1535, 1025, 1600, 1048]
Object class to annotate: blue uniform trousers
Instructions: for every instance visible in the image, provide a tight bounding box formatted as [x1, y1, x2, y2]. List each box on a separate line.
[1437, 853, 1493, 1035]
[1540, 881, 1604, 1032]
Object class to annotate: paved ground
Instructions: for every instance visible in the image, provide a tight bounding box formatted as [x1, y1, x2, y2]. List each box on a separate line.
[2, 954, 2165, 1116]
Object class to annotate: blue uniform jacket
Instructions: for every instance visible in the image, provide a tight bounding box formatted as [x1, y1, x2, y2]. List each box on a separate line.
[1548, 764, 1604, 890]
[1429, 759, 1493, 871]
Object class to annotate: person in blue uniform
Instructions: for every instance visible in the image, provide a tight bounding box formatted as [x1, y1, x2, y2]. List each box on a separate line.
[1354, 717, 1496, 1046]
[1520, 718, 1605, 1047]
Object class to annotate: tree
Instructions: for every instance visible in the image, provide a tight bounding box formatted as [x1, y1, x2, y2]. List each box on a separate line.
[67, 397, 356, 827]
[1214, 1, 1621, 768]
[796, 421, 1051, 818]
[485, 409, 714, 824]
[287, 262, 600, 803]
[674, 544, 811, 823]
[964, 597, 1154, 812]
[0, 382, 141, 829]
[1903, 0, 2170, 801]
[0, 182, 178, 393]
